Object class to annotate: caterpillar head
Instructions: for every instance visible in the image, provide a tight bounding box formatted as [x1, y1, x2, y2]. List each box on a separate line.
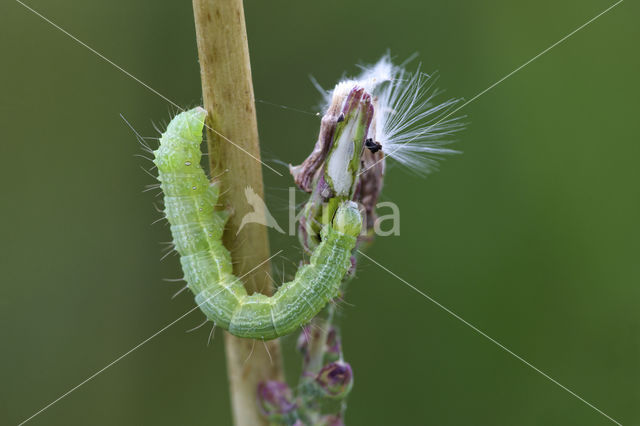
[332, 201, 362, 237]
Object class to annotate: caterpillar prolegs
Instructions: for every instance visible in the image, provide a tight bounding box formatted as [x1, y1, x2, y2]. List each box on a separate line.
[153, 107, 362, 340]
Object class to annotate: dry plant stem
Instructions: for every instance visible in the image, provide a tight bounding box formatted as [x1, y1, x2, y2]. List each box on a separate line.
[192, 0, 284, 425]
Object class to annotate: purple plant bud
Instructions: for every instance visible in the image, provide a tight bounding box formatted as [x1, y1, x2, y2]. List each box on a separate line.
[257, 381, 296, 417]
[315, 361, 353, 398]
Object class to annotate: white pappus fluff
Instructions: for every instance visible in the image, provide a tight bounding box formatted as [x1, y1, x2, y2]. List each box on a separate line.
[314, 54, 466, 175]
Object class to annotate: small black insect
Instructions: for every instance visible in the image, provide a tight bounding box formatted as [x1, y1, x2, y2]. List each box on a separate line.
[364, 138, 382, 153]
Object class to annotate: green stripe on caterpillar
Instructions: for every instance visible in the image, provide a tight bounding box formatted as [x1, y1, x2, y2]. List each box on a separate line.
[153, 107, 365, 340]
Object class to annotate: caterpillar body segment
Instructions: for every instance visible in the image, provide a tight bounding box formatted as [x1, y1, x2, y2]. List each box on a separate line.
[154, 107, 362, 340]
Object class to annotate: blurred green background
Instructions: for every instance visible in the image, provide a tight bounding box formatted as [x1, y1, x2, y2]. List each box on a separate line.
[1, 0, 638, 425]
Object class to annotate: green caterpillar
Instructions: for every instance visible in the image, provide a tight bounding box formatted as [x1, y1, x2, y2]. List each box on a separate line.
[153, 106, 366, 340]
